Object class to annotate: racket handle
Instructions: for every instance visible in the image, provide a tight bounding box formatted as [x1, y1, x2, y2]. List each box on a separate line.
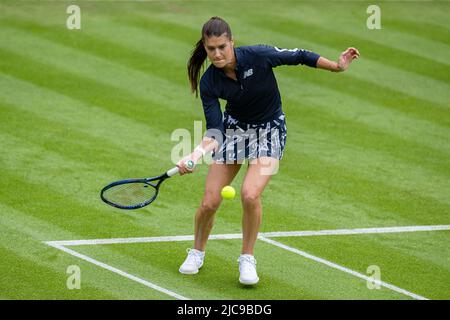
[167, 167, 180, 177]
[167, 160, 195, 177]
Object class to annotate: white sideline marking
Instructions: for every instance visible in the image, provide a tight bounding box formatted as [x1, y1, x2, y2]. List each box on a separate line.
[259, 236, 428, 300]
[46, 225, 450, 247]
[45, 233, 242, 247]
[260, 225, 450, 238]
[45, 224, 449, 300]
[46, 242, 189, 300]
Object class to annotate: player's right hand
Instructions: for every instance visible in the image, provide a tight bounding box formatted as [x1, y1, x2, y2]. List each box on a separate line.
[176, 155, 197, 175]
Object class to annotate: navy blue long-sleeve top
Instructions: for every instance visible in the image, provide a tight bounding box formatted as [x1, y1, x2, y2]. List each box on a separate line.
[199, 45, 320, 137]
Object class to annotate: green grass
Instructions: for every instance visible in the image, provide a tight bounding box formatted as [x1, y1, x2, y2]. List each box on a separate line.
[0, 0, 449, 300]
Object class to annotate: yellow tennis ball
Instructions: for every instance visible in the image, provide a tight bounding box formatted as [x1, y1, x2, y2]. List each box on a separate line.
[221, 186, 236, 200]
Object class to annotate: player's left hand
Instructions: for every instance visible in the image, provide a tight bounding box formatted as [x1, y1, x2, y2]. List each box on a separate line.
[338, 47, 360, 71]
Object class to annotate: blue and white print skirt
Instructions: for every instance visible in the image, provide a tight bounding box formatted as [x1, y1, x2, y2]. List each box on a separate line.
[213, 112, 287, 163]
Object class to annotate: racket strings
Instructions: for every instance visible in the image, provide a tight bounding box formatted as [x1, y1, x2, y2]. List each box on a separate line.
[102, 182, 156, 207]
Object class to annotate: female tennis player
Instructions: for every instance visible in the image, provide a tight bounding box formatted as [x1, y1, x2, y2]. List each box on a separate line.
[177, 16, 359, 285]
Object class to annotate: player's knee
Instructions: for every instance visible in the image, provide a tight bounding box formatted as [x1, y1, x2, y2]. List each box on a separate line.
[241, 189, 260, 206]
[200, 197, 221, 214]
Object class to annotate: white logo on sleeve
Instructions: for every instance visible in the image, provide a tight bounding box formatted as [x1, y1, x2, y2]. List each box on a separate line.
[274, 47, 300, 53]
[243, 68, 253, 79]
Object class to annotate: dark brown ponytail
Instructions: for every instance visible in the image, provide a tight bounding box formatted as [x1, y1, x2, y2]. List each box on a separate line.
[187, 16, 232, 97]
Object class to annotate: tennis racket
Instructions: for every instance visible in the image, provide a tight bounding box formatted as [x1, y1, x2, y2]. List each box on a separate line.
[100, 160, 194, 210]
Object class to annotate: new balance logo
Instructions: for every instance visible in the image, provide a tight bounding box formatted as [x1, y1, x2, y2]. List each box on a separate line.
[243, 68, 253, 79]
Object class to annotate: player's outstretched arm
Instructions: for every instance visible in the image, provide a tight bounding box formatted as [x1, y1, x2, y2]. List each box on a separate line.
[316, 47, 360, 72]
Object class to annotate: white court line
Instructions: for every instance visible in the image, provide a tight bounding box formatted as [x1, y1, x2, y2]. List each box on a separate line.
[45, 233, 242, 247]
[259, 236, 428, 300]
[45, 224, 449, 300]
[260, 225, 450, 238]
[46, 242, 190, 300]
[46, 225, 450, 247]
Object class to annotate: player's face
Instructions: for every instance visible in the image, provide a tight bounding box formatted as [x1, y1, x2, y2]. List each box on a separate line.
[203, 34, 234, 69]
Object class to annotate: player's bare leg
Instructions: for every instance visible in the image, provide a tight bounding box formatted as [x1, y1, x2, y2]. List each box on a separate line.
[238, 157, 278, 284]
[180, 161, 241, 274]
[195, 162, 241, 251]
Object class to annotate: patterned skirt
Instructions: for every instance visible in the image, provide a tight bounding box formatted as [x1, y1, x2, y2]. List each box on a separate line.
[213, 111, 287, 163]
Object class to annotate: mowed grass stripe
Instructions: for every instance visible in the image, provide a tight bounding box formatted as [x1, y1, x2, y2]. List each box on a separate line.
[239, 17, 450, 108]
[252, 13, 450, 81]
[0, 16, 192, 87]
[0, 73, 178, 164]
[278, 152, 450, 227]
[262, 171, 431, 233]
[0, 244, 117, 299]
[0, 203, 177, 300]
[0, 131, 203, 237]
[0, 101, 203, 221]
[0, 48, 198, 143]
[383, 18, 450, 45]
[0, 151, 152, 238]
[279, 78, 450, 171]
[0, 26, 198, 120]
[0, 103, 160, 178]
[0, 205, 167, 299]
[284, 101, 449, 177]
[285, 127, 450, 209]
[273, 4, 450, 68]
[113, 9, 200, 46]
[245, 136, 446, 233]
[286, 68, 450, 129]
[277, 231, 450, 299]
[271, 126, 450, 227]
[379, 2, 450, 30]
[0, 177, 197, 300]
[281, 134, 450, 226]
[278, 74, 450, 155]
[0, 148, 201, 243]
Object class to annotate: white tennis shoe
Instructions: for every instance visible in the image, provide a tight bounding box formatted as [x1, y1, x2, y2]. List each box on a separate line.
[179, 248, 205, 275]
[238, 254, 259, 285]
